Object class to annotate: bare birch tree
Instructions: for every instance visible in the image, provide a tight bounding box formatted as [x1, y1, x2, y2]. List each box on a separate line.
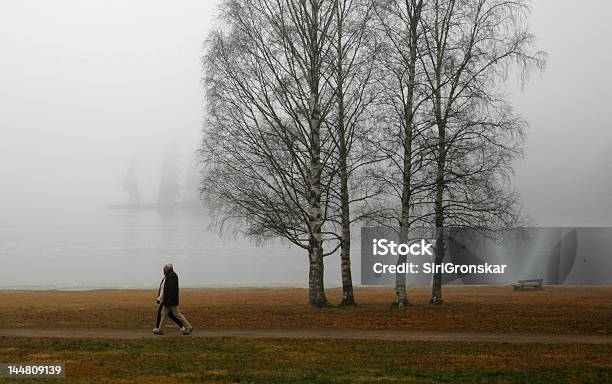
[371, 0, 438, 308]
[418, 0, 546, 304]
[202, 0, 338, 306]
[327, 0, 382, 306]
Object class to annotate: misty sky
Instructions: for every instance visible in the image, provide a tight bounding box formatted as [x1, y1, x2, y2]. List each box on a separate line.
[1, 0, 611, 226]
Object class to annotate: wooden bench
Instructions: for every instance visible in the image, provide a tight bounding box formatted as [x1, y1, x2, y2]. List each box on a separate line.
[512, 279, 543, 290]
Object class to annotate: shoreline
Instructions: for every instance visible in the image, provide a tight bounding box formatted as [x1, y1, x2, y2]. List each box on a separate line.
[2, 283, 611, 292]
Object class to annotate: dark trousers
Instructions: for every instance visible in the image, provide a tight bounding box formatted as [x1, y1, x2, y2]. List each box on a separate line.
[155, 303, 183, 328]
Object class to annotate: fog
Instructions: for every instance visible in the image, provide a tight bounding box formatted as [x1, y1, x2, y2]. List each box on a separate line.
[0, 0, 610, 288]
[510, 0, 612, 226]
[0, 0, 212, 224]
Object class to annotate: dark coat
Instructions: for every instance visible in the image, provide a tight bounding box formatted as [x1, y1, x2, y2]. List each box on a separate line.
[163, 270, 179, 306]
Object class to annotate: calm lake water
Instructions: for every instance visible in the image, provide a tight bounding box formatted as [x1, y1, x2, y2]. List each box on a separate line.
[0, 207, 346, 290]
[3, 206, 609, 289]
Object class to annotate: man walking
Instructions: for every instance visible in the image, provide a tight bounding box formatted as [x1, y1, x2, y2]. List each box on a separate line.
[153, 263, 193, 335]
[154, 271, 183, 331]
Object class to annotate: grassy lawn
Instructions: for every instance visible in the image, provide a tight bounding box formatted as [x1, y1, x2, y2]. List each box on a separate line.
[1, 286, 611, 334]
[1, 287, 611, 382]
[1, 337, 611, 383]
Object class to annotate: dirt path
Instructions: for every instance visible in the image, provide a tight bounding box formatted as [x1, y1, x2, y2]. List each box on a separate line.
[1, 328, 611, 344]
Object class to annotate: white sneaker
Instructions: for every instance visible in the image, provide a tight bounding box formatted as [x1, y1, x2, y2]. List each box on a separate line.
[179, 327, 186, 333]
[182, 327, 193, 335]
[152, 328, 164, 335]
